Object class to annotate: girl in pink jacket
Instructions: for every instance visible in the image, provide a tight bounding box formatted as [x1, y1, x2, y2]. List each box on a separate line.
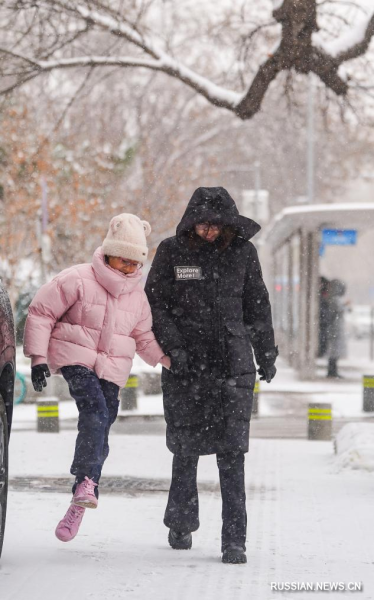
[24, 213, 170, 542]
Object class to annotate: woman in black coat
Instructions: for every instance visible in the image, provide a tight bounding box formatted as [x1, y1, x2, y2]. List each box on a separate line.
[145, 186, 277, 564]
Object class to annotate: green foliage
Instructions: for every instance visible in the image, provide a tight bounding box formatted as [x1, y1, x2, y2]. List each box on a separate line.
[0, 146, 7, 166]
[111, 144, 137, 173]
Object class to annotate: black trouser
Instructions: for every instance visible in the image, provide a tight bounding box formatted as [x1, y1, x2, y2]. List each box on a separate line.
[61, 366, 119, 494]
[164, 451, 247, 552]
[327, 358, 338, 377]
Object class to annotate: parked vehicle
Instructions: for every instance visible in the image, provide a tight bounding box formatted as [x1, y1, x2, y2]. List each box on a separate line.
[0, 282, 15, 558]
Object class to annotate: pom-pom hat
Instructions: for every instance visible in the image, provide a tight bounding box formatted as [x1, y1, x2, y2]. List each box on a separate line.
[102, 213, 151, 263]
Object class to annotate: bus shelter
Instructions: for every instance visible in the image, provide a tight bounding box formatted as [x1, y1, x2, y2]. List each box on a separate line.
[264, 203, 374, 379]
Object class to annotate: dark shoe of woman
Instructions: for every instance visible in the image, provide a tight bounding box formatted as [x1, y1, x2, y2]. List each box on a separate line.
[222, 545, 247, 564]
[168, 529, 192, 550]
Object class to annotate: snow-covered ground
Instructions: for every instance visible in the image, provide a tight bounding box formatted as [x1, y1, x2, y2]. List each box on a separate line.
[5, 343, 374, 598]
[334, 423, 374, 472]
[2, 435, 374, 600]
[9, 430, 174, 480]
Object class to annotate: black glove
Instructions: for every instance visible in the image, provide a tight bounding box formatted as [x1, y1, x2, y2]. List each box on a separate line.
[257, 364, 277, 383]
[170, 348, 190, 378]
[31, 364, 51, 392]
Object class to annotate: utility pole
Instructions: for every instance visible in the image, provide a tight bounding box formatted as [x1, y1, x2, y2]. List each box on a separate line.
[36, 216, 45, 285]
[307, 73, 315, 204]
[254, 160, 261, 221]
[41, 176, 48, 233]
[36, 177, 50, 285]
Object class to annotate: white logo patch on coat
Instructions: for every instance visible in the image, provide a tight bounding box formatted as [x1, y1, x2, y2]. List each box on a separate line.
[174, 266, 202, 280]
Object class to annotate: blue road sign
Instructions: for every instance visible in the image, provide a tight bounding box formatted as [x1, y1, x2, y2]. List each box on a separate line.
[321, 228, 357, 246]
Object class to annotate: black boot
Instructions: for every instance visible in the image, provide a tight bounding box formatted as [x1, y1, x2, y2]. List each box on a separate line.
[168, 529, 192, 550]
[222, 545, 247, 564]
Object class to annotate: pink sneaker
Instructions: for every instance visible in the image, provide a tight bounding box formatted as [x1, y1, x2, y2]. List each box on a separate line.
[55, 504, 85, 542]
[72, 476, 98, 509]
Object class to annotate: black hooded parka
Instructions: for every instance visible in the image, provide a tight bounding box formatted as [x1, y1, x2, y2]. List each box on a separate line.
[145, 187, 277, 456]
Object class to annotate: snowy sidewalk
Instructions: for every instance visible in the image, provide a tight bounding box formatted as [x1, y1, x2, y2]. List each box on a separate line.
[2, 436, 374, 600]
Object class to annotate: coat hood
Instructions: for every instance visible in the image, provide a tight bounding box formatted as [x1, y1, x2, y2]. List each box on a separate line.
[329, 279, 346, 297]
[176, 186, 261, 241]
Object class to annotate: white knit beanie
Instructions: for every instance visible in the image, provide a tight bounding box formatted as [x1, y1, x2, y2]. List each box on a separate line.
[102, 213, 151, 263]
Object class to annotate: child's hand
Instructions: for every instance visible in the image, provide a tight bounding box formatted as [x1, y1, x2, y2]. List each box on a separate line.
[160, 355, 171, 370]
[31, 364, 51, 392]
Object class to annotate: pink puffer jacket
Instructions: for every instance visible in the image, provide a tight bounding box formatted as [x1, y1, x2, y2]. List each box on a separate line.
[23, 247, 165, 387]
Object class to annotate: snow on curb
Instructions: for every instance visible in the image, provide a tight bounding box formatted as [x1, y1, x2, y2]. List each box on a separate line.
[334, 423, 374, 472]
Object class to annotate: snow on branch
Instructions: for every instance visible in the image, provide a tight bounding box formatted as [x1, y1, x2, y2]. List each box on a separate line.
[71, 2, 242, 107]
[316, 8, 374, 62]
[271, 0, 285, 10]
[31, 0, 242, 109]
[0, 47, 242, 108]
[1, 0, 374, 120]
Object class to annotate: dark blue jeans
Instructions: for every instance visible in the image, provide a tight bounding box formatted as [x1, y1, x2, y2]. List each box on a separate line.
[164, 451, 247, 552]
[61, 366, 120, 492]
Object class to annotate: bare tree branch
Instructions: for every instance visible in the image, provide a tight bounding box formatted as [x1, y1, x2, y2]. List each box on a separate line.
[0, 0, 373, 120]
[236, 48, 287, 119]
[0, 46, 40, 67]
[336, 13, 374, 62]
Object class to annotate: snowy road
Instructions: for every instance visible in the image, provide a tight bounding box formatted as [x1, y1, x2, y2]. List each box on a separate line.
[2, 438, 374, 600]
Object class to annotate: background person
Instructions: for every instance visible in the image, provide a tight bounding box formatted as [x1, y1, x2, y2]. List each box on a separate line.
[145, 186, 278, 564]
[318, 276, 330, 358]
[326, 278, 348, 378]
